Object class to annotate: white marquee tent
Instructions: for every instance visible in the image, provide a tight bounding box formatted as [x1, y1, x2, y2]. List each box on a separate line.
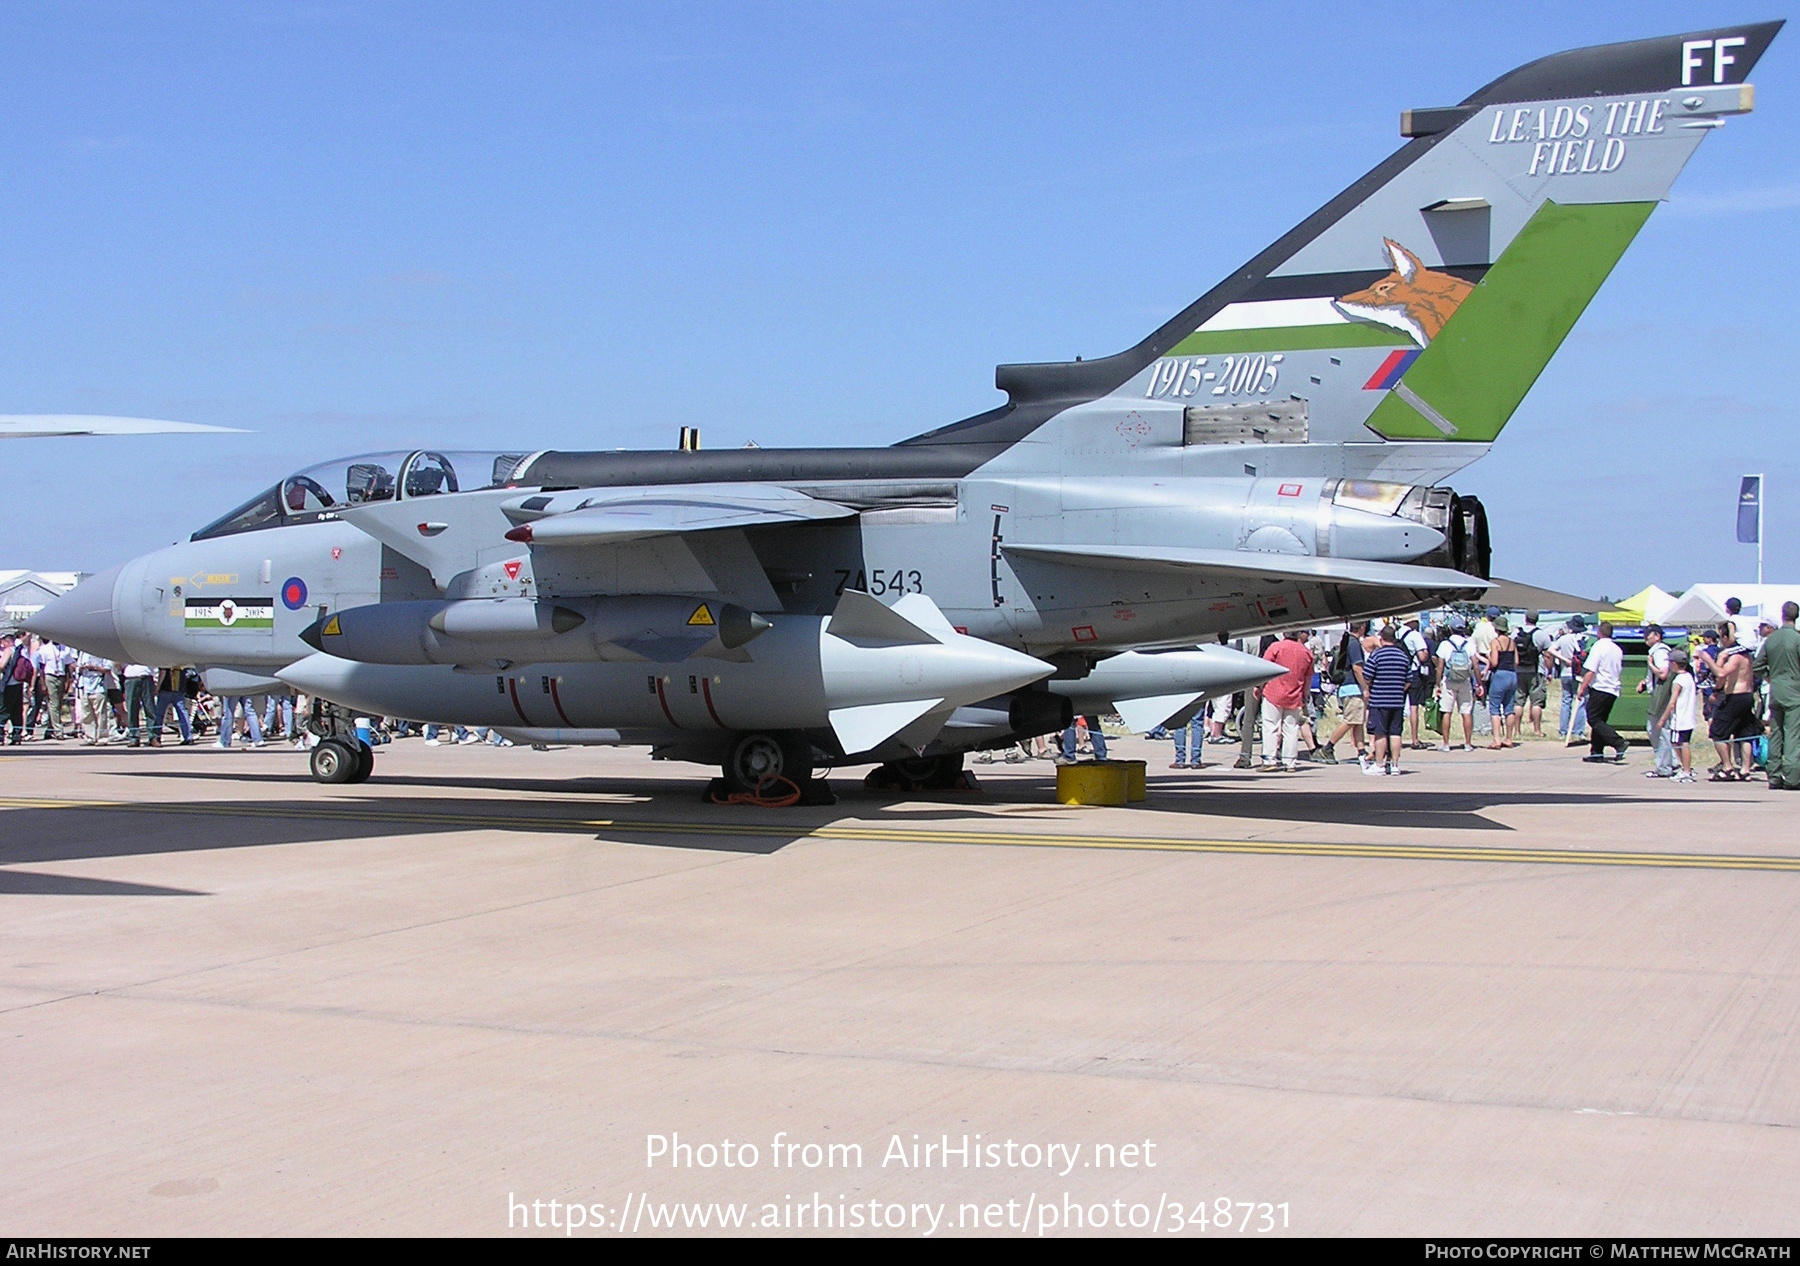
[1658, 583, 1800, 629]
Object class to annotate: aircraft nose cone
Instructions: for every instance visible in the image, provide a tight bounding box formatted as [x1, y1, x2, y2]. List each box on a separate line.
[24, 563, 130, 661]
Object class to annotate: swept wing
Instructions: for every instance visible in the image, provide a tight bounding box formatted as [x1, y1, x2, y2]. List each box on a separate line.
[0, 415, 246, 438]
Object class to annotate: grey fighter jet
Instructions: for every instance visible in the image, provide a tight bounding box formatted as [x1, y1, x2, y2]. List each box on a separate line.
[31, 23, 1780, 792]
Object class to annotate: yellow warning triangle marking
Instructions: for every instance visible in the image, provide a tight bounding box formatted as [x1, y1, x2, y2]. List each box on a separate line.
[687, 604, 715, 627]
[321, 615, 341, 636]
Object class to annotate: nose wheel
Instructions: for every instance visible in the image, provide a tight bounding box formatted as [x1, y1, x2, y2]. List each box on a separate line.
[311, 737, 373, 784]
[304, 697, 374, 784]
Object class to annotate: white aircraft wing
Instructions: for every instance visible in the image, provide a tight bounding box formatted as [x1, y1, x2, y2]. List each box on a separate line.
[0, 414, 247, 438]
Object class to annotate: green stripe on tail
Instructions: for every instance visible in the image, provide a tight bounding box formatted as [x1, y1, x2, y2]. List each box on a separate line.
[1366, 199, 1655, 441]
[1168, 323, 1411, 355]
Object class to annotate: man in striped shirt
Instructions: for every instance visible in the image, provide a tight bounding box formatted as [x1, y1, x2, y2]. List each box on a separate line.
[1363, 625, 1415, 777]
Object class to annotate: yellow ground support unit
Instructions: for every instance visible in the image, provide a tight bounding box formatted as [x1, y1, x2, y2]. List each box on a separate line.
[1055, 760, 1146, 806]
[1119, 759, 1147, 801]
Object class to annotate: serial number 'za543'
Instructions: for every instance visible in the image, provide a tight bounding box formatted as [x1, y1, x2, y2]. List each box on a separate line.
[1146, 354, 1281, 399]
[834, 568, 925, 597]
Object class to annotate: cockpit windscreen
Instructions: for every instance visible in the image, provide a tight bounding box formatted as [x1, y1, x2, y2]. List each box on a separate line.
[191, 450, 530, 540]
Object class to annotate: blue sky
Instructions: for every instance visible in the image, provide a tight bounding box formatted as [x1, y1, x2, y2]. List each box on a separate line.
[1, 1, 1793, 599]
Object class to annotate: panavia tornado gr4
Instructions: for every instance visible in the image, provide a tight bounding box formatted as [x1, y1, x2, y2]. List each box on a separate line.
[32, 22, 1780, 792]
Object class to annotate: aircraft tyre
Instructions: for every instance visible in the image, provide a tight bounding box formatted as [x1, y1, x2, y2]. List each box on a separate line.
[348, 742, 375, 784]
[310, 737, 361, 785]
[872, 752, 965, 792]
[722, 731, 812, 795]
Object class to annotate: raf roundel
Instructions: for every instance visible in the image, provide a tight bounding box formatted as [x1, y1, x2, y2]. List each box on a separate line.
[281, 577, 309, 611]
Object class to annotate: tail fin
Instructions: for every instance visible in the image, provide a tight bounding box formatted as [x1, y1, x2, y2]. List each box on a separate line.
[908, 22, 1780, 449]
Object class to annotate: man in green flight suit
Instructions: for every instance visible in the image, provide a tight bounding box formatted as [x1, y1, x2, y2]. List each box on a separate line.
[1754, 601, 1800, 790]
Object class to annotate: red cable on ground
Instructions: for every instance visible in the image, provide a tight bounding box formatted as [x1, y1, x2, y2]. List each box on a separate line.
[710, 775, 803, 808]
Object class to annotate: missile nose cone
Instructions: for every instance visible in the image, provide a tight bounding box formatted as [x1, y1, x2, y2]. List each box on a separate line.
[24, 563, 130, 661]
[988, 645, 1058, 696]
[298, 617, 325, 652]
[549, 605, 585, 635]
[718, 604, 773, 650]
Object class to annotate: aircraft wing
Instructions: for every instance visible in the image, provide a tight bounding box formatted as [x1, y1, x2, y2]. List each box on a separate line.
[503, 483, 856, 547]
[339, 481, 856, 607]
[1481, 577, 1606, 614]
[0, 414, 247, 438]
[1003, 542, 1490, 593]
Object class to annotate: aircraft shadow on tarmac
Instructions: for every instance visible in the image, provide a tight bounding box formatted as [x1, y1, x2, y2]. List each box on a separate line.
[110, 764, 1668, 833]
[0, 788, 985, 896]
[0, 870, 205, 897]
[0, 764, 1659, 885]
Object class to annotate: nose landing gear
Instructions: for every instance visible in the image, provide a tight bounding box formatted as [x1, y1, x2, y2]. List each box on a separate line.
[310, 736, 373, 784]
[305, 698, 374, 784]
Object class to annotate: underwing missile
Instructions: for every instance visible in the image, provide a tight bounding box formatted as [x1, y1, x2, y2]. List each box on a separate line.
[1049, 646, 1287, 732]
[279, 591, 1053, 758]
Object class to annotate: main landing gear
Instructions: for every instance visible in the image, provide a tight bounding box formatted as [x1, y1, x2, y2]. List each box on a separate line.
[707, 730, 835, 805]
[863, 752, 968, 793]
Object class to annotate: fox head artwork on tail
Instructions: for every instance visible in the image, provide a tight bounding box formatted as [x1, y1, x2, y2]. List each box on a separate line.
[1332, 241, 1476, 346]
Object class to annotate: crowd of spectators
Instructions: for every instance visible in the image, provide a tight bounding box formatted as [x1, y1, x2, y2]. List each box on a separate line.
[1138, 601, 1800, 787]
[0, 633, 515, 750]
[0, 635, 248, 747]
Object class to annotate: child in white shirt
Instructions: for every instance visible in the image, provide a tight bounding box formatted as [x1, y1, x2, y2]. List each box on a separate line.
[1658, 650, 1697, 783]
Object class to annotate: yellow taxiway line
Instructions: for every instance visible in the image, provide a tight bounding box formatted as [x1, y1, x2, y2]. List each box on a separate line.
[2, 794, 1798, 873]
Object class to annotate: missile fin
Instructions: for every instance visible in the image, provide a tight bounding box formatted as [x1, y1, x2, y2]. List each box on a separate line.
[1114, 692, 1205, 734]
[893, 703, 957, 752]
[615, 633, 712, 662]
[689, 639, 754, 663]
[826, 590, 941, 647]
[886, 592, 959, 640]
[829, 697, 943, 755]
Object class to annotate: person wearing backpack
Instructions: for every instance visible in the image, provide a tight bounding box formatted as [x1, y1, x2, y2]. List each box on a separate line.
[1515, 610, 1550, 738]
[1316, 622, 1370, 766]
[2, 634, 34, 745]
[1551, 615, 1591, 743]
[1435, 616, 1478, 751]
[1402, 617, 1432, 749]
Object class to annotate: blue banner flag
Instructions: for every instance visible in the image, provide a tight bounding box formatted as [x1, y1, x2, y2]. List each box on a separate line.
[1737, 476, 1761, 544]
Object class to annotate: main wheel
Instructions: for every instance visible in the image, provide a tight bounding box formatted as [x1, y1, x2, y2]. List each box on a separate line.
[891, 752, 965, 791]
[723, 731, 813, 795]
[310, 737, 359, 784]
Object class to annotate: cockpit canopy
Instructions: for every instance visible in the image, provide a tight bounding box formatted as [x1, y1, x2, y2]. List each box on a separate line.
[192, 450, 531, 540]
